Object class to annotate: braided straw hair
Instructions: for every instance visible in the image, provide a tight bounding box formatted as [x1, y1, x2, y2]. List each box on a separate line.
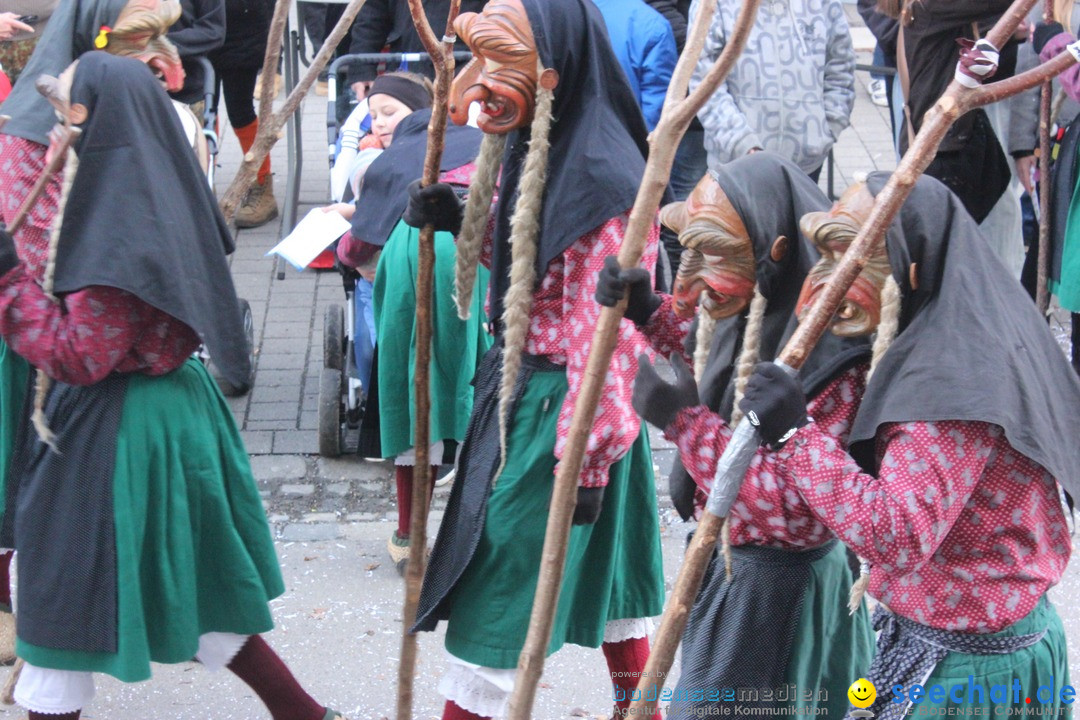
[692, 312, 717, 382]
[31, 145, 80, 448]
[847, 273, 901, 614]
[454, 132, 507, 319]
[493, 77, 555, 479]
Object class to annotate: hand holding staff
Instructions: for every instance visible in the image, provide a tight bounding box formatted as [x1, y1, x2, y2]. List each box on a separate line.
[631, 1, 1076, 716]
[396, 3, 462, 720]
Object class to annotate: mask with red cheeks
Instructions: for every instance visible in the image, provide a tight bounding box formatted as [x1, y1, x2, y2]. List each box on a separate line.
[662, 174, 757, 320]
[795, 182, 892, 336]
[102, 0, 185, 92]
[449, 0, 557, 133]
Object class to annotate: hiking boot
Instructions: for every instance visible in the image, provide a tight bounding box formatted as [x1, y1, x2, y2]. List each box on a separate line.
[236, 175, 279, 229]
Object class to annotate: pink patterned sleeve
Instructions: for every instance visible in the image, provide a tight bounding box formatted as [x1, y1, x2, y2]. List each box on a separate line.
[637, 295, 693, 364]
[667, 365, 866, 519]
[0, 266, 199, 385]
[553, 214, 661, 487]
[777, 420, 990, 570]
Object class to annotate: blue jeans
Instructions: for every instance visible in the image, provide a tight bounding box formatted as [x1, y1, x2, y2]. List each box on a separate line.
[354, 277, 376, 393]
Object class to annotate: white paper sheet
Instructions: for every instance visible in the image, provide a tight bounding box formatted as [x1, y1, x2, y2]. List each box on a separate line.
[267, 208, 351, 270]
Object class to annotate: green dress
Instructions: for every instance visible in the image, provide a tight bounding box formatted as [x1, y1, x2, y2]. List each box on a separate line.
[0, 337, 29, 537]
[372, 219, 491, 459]
[1055, 146, 1080, 311]
[444, 365, 666, 668]
[17, 360, 284, 682]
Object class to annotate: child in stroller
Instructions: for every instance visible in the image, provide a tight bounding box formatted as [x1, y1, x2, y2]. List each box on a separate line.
[319, 71, 490, 571]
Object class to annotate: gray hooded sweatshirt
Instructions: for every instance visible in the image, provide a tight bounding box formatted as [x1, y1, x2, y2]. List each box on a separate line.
[690, 0, 855, 174]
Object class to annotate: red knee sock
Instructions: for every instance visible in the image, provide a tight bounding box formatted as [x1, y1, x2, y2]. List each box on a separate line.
[395, 464, 439, 539]
[30, 713, 80, 720]
[234, 119, 271, 184]
[226, 635, 325, 720]
[0, 550, 12, 610]
[442, 699, 490, 720]
[602, 636, 661, 718]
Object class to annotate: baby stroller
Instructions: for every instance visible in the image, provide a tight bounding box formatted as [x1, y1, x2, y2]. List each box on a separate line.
[179, 57, 255, 396]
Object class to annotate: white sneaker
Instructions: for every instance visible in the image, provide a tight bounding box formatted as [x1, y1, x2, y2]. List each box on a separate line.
[869, 78, 888, 108]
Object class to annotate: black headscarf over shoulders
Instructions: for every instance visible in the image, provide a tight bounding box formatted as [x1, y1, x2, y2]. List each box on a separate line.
[851, 173, 1080, 491]
[51, 53, 250, 388]
[700, 154, 870, 416]
[487, 0, 649, 326]
[2, 0, 132, 146]
[351, 108, 483, 247]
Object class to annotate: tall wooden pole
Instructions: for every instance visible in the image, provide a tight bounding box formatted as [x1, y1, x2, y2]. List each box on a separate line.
[630, 2, 1073, 716]
[396, 3, 461, 720]
[1037, 0, 1054, 313]
[505, 0, 762, 717]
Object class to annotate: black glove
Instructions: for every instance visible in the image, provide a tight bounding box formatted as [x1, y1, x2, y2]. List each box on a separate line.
[1033, 21, 1066, 54]
[402, 180, 464, 235]
[595, 256, 662, 326]
[0, 225, 18, 277]
[632, 352, 699, 431]
[573, 485, 605, 525]
[668, 456, 697, 522]
[738, 362, 809, 447]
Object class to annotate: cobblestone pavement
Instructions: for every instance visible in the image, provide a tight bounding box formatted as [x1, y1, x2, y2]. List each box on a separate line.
[4, 15, 1076, 719]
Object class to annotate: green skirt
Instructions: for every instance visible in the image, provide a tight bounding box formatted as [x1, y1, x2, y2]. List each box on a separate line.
[908, 597, 1071, 719]
[0, 337, 29, 533]
[17, 360, 285, 682]
[373, 219, 491, 459]
[783, 543, 875, 717]
[444, 367, 665, 668]
[1055, 145, 1080, 311]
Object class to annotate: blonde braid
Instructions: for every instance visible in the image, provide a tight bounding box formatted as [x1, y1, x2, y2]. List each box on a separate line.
[493, 82, 554, 481]
[847, 274, 900, 613]
[692, 312, 716, 382]
[31, 146, 79, 449]
[454, 132, 507, 319]
[729, 286, 766, 427]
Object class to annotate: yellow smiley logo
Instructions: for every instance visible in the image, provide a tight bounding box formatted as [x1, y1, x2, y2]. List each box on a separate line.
[848, 678, 876, 709]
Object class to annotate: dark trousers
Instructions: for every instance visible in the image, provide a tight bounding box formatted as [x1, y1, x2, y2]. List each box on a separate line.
[298, 2, 349, 78]
[211, 65, 260, 129]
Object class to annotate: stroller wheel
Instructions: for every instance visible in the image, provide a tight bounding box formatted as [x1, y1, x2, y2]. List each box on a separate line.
[318, 367, 344, 457]
[324, 304, 345, 371]
[210, 298, 255, 396]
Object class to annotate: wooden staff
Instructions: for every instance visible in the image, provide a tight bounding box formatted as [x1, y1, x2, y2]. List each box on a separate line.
[396, 3, 461, 720]
[630, 1, 1071, 715]
[218, 0, 367, 223]
[505, 0, 762, 717]
[1037, 0, 1053, 313]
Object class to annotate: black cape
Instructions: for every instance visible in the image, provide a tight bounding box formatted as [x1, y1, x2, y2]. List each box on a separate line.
[487, 0, 649, 327]
[698, 154, 870, 418]
[1, 0, 132, 146]
[54, 53, 250, 389]
[850, 173, 1080, 492]
[351, 108, 483, 247]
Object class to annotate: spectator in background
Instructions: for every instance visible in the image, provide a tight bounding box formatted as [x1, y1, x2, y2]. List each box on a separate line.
[590, 0, 676, 131]
[690, 0, 854, 183]
[166, 0, 225, 107]
[346, 0, 486, 102]
[0, 3, 56, 85]
[298, 2, 348, 96]
[209, 0, 280, 228]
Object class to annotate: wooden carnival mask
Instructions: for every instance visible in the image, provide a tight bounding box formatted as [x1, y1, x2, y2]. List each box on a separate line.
[449, 0, 558, 133]
[661, 174, 757, 320]
[99, 0, 185, 92]
[795, 182, 892, 336]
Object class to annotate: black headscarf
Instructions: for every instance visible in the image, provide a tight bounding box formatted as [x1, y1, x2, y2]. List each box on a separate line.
[698, 154, 870, 417]
[51, 53, 250, 388]
[351, 108, 483, 247]
[850, 173, 1080, 491]
[487, 0, 649, 326]
[1, 0, 131, 146]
